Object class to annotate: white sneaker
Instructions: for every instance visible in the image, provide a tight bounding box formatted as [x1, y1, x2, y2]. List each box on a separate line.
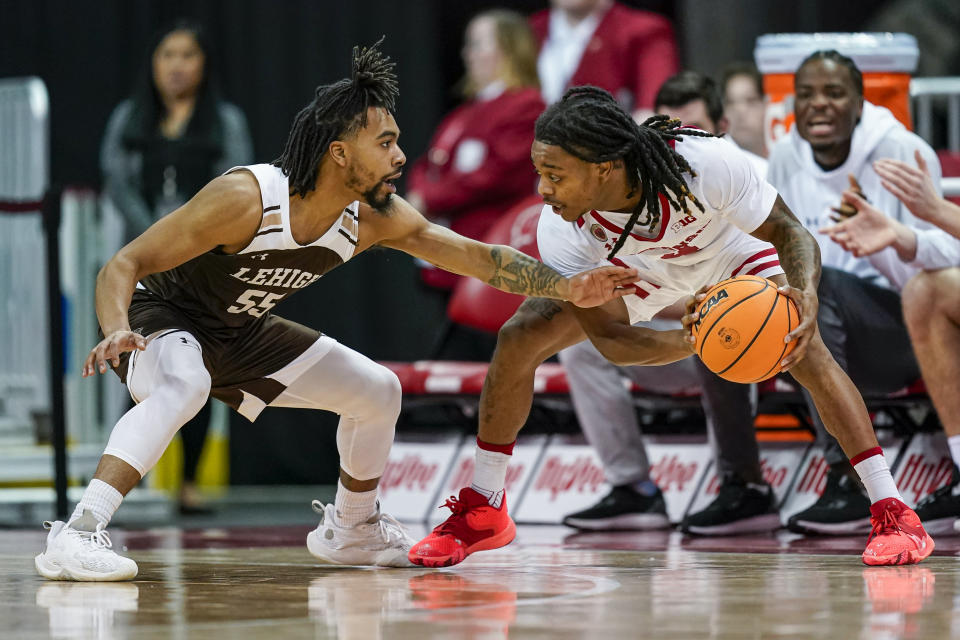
[306, 500, 415, 568]
[35, 520, 138, 581]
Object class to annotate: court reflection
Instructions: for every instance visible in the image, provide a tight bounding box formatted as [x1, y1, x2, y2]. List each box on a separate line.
[309, 570, 518, 639]
[36, 582, 139, 640]
[6, 525, 959, 639]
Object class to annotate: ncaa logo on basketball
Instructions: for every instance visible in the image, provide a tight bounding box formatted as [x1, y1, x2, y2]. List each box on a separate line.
[589, 223, 607, 243]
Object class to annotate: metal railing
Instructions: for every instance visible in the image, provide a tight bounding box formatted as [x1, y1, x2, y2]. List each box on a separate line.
[911, 76, 960, 153]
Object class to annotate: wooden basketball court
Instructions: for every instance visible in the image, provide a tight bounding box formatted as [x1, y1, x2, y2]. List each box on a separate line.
[3, 524, 956, 639]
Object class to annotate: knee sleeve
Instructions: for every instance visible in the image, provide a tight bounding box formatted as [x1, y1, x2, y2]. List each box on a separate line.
[335, 364, 401, 481]
[271, 343, 401, 481]
[103, 331, 211, 476]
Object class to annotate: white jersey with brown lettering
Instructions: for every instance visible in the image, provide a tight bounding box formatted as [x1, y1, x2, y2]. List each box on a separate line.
[537, 134, 784, 322]
[138, 163, 359, 333]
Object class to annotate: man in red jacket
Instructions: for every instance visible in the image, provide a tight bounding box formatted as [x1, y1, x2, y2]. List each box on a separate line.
[530, 0, 679, 119]
[407, 10, 545, 293]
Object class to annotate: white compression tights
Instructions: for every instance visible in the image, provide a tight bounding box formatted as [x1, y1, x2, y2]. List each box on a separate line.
[102, 332, 400, 483]
[269, 341, 401, 481]
[103, 331, 211, 477]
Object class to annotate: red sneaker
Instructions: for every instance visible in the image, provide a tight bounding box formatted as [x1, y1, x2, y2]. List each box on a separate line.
[408, 487, 516, 568]
[862, 498, 935, 566]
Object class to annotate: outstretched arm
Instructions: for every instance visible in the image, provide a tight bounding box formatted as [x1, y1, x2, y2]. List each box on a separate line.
[377, 196, 637, 306]
[749, 194, 821, 370]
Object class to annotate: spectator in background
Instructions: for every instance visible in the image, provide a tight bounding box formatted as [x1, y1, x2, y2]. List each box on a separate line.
[100, 20, 253, 513]
[530, 0, 679, 120]
[766, 50, 946, 535]
[720, 62, 768, 173]
[407, 9, 544, 292]
[820, 151, 960, 535]
[560, 71, 779, 535]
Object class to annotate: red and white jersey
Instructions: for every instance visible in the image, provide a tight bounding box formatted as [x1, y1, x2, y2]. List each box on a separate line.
[538, 134, 783, 322]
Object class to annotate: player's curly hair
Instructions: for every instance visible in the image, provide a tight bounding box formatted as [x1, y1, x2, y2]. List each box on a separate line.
[273, 37, 399, 198]
[535, 86, 713, 259]
[799, 49, 863, 96]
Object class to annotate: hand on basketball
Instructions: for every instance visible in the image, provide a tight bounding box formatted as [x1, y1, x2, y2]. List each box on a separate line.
[680, 283, 713, 352]
[82, 330, 147, 377]
[567, 265, 639, 308]
[820, 191, 898, 257]
[777, 284, 817, 371]
[874, 150, 940, 223]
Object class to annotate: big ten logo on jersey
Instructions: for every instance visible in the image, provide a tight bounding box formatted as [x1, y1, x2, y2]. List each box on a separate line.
[894, 433, 954, 507]
[693, 288, 728, 330]
[670, 214, 697, 234]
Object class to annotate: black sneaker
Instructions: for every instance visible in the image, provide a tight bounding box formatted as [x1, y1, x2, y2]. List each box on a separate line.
[914, 463, 960, 536]
[681, 477, 780, 535]
[787, 468, 871, 534]
[562, 485, 669, 531]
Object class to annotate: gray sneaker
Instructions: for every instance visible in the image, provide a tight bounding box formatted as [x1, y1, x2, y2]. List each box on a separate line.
[306, 501, 415, 568]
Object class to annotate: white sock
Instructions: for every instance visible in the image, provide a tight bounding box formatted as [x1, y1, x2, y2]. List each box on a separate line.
[333, 480, 378, 528]
[68, 479, 124, 529]
[853, 452, 902, 504]
[471, 447, 511, 508]
[948, 434, 960, 469]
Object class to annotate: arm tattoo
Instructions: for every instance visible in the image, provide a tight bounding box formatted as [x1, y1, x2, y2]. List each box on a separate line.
[757, 197, 821, 290]
[487, 247, 566, 298]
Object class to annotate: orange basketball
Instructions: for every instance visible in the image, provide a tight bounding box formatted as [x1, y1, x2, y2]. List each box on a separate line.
[692, 275, 800, 383]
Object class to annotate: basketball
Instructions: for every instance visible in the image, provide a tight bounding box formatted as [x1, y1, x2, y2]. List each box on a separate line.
[692, 275, 800, 383]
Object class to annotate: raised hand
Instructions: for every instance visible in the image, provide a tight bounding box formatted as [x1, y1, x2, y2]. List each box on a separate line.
[82, 330, 147, 377]
[820, 190, 899, 257]
[874, 150, 940, 222]
[829, 173, 868, 222]
[566, 265, 639, 308]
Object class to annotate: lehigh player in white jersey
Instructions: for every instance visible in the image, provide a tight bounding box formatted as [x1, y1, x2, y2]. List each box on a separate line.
[34, 43, 638, 581]
[410, 86, 934, 568]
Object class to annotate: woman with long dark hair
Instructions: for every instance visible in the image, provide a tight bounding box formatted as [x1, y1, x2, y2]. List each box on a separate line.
[101, 20, 253, 239]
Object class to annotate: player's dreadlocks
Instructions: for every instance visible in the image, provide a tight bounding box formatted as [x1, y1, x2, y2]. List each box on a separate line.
[535, 86, 713, 259]
[273, 37, 399, 198]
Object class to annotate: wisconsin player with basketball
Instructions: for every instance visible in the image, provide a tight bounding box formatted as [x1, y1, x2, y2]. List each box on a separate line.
[410, 86, 934, 568]
[34, 43, 638, 582]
